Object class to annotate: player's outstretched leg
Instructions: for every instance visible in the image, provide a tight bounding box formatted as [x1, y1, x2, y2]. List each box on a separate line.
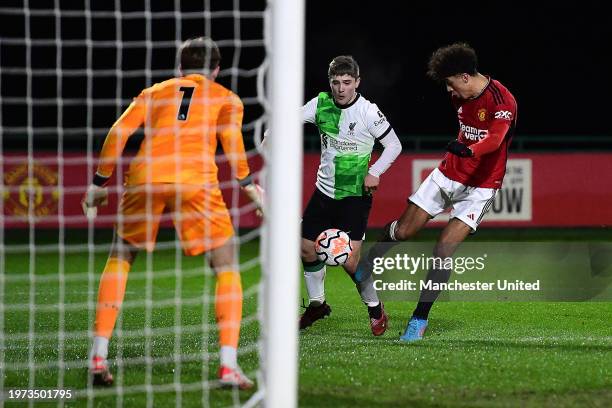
[357, 202, 431, 282]
[354, 220, 401, 284]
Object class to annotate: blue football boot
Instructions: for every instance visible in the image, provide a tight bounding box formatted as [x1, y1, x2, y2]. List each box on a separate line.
[399, 317, 428, 342]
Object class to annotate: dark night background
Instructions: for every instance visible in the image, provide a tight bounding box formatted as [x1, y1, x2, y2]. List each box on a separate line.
[1, 1, 610, 152]
[305, 1, 611, 150]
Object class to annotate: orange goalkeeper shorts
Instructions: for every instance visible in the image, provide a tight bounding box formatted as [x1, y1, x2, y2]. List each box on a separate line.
[116, 183, 234, 256]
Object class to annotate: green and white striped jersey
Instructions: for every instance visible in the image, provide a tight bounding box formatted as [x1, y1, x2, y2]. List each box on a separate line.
[303, 92, 392, 199]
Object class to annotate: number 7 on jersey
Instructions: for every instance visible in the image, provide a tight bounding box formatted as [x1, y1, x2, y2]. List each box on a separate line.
[177, 86, 195, 121]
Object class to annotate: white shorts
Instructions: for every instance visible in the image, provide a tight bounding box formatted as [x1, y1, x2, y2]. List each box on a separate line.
[409, 168, 497, 231]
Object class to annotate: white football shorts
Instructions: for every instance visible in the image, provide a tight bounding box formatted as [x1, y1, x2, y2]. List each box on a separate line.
[409, 168, 497, 231]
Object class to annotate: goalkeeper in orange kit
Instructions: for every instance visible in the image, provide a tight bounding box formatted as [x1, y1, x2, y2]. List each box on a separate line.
[82, 37, 263, 389]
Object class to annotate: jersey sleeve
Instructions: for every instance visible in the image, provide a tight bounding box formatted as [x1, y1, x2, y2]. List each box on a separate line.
[301, 97, 318, 124]
[368, 128, 402, 177]
[469, 121, 510, 157]
[364, 102, 392, 140]
[217, 91, 251, 181]
[96, 91, 146, 177]
[490, 85, 517, 126]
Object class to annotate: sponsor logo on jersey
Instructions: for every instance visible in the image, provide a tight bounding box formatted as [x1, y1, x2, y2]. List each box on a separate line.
[478, 108, 487, 121]
[373, 115, 386, 127]
[3, 162, 59, 218]
[460, 121, 488, 141]
[494, 110, 513, 120]
[373, 118, 386, 126]
[321, 132, 358, 151]
[329, 137, 358, 152]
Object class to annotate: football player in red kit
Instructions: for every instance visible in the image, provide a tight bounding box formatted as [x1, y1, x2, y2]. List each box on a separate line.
[355, 42, 517, 341]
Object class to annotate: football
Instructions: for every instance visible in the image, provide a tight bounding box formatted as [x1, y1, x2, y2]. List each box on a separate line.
[315, 228, 353, 266]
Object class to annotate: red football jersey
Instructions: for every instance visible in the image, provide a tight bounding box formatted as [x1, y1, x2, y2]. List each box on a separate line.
[438, 77, 517, 188]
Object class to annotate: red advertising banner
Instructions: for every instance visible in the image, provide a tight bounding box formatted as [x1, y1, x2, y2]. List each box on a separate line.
[2, 153, 263, 228]
[303, 153, 612, 228]
[3, 152, 611, 228]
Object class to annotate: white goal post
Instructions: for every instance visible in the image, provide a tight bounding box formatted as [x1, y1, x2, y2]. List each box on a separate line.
[264, 0, 304, 407]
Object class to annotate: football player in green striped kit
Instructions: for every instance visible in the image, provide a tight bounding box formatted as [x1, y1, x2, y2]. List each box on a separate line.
[299, 56, 402, 335]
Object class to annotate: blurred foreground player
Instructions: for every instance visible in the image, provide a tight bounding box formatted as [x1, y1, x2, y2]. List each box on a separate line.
[82, 37, 263, 388]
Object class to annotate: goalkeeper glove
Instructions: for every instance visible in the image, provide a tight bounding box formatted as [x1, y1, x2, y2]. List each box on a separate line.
[81, 184, 108, 220]
[446, 140, 473, 158]
[241, 183, 264, 217]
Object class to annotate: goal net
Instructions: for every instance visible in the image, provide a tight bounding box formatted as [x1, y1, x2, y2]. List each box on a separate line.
[0, 1, 302, 406]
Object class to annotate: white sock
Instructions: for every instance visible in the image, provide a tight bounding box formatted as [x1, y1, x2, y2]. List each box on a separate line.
[220, 346, 237, 369]
[90, 336, 109, 360]
[304, 264, 326, 306]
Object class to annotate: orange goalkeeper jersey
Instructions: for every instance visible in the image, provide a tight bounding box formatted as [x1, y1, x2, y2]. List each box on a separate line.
[97, 73, 250, 186]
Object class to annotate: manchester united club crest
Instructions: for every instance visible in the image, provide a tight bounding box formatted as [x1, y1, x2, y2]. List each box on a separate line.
[478, 108, 487, 122]
[3, 162, 59, 218]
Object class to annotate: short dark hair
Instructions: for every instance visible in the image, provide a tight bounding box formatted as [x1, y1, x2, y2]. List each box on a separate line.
[179, 37, 221, 73]
[427, 43, 478, 82]
[328, 55, 360, 79]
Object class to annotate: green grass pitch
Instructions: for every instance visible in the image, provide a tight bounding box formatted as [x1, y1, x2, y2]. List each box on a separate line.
[2, 229, 611, 407]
